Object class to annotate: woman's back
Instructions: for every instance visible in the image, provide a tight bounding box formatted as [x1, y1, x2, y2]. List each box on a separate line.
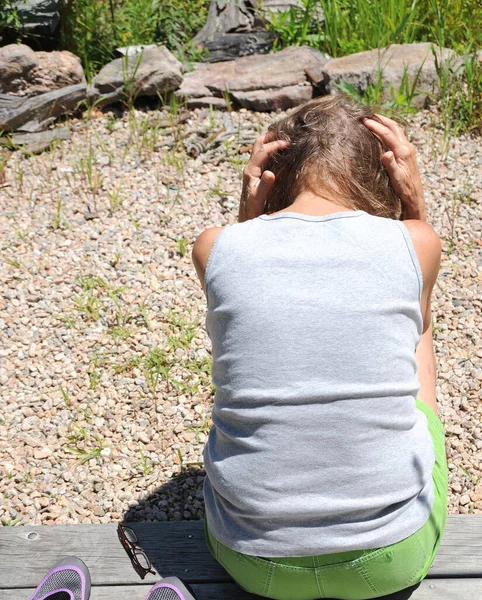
[203, 210, 435, 557]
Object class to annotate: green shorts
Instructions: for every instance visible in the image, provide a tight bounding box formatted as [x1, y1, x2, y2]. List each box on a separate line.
[205, 399, 448, 600]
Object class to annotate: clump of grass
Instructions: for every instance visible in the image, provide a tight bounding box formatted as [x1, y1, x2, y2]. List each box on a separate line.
[144, 347, 171, 394]
[135, 447, 153, 476]
[175, 237, 189, 257]
[65, 435, 109, 465]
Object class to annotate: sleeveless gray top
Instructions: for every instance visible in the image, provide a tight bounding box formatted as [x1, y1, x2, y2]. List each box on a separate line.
[203, 210, 435, 557]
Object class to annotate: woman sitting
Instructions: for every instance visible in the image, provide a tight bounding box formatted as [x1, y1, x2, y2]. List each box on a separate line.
[192, 95, 447, 600]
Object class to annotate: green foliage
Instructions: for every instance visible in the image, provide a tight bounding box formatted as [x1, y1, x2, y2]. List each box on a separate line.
[0, 0, 21, 42]
[263, 0, 325, 50]
[61, 0, 210, 80]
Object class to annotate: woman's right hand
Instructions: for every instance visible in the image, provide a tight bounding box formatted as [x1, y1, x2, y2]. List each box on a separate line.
[238, 133, 289, 223]
[362, 114, 427, 222]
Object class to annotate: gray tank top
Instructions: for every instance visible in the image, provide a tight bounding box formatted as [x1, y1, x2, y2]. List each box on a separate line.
[203, 210, 435, 557]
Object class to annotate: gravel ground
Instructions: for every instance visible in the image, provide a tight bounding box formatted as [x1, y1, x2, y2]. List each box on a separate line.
[0, 104, 481, 527]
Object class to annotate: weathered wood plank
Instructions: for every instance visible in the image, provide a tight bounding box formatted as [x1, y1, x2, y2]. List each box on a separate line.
[0, 84, 87, 132]
[1, 580, 481, 600]
[1, 516, 481, 590]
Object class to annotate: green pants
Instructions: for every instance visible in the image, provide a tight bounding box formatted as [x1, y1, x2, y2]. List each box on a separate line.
[205, 400, 448, 600]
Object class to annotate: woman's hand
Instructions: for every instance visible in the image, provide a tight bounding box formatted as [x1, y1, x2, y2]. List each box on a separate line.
[363, 114, 427, 221]
[238, 133, 289, 222]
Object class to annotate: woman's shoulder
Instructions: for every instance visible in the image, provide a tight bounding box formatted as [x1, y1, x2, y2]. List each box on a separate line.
[398, 219, 442, 293]
[400, 220, 441, 263]
[192, 226, 224, 288]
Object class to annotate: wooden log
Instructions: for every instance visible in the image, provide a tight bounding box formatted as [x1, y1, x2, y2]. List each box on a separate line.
[0, 84, 87, 133]
[203, 31, 275, 62]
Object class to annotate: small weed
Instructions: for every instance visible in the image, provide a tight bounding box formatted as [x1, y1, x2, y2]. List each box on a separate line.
[175, 237, 189, 257]
[222, 89, 233, 112]
[67, 424, 89, 444]
[171, 378, 200, 394]
[88, 369, 101, 389]
[144, 347, 171, 394]
[113, 355, 143, 374]
[13, 226, 27, 240]
[1, 518, 22, 527]
[73, 293, 101, 322]
[176, 448, 184, 472]
[65, 436, 109, 465]
[76, 143, 103, 207]
[87, 350, 107, 389]
[185, 356, 212, 377]
[52, 199, 68, 230]
[186, 419, 211, 443]
[135, 447, 153, 476]
[0, 149, 10, 185]
[209, 181, 229, 198]
[109, 325, 135, 340]
[107, 185, 125, 214]
[4, 257, 23, 269]
[128, 214, 139, 230]
[59, 385, 72, 407]
[110, 252, 122, 268]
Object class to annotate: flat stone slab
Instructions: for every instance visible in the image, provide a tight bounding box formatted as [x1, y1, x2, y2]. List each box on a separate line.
[177, 46, 329, 111]
[93, 46, 183, 98]
[323, 42, 461, 106]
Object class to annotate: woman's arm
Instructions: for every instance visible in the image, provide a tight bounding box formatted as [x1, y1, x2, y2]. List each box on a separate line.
[403, 219, 442, 414]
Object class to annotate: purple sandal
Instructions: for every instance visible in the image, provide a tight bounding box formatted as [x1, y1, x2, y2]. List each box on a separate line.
[145, 577, 197, 600]
[29, 557, 91, 600]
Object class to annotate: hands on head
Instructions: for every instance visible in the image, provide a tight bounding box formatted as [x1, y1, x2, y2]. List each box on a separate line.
[362, 114, 426, 222]
[238, 114, 427, 223]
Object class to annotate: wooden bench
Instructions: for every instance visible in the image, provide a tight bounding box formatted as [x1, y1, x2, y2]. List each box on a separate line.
[1, 516, 481, 599]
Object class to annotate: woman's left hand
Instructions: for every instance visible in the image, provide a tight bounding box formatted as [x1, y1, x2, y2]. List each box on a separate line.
[238, 133, 288, 222]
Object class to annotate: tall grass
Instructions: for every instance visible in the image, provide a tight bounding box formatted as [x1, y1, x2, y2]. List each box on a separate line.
[264, 0, 482, 57]
[60, 0, 210, 81]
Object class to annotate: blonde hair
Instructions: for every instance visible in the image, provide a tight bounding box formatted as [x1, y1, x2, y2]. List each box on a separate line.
[264, 95, 402, 220]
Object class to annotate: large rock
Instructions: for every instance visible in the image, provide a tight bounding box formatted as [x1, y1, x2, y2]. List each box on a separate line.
[13, 0, 60, 36]
[93, 46, 183, 98]
[322, 43, 461, 106]
[0, 45, 38, 89]
[177, 46, 329, 111]
[0, 45, 85, 96]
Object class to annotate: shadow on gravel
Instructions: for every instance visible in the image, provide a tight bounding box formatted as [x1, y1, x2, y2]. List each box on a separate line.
[123, 466, 206, 523]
